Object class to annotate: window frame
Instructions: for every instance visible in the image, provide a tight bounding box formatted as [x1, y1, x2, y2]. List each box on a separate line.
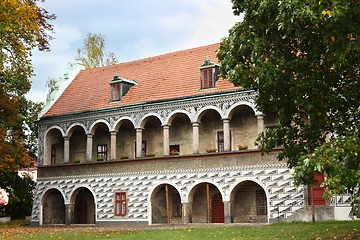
[114, 191, 127, 216]
[110, 82, 121, 101]
[217, 130, 231, 152]
[256, 189, 267, 215]
[201, 68, 214, 89]
[97, 144, 107, 160]
[217, 131, 224, 152]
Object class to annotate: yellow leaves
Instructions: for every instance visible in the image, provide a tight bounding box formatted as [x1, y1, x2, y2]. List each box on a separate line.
[321, 9, 331, 18]
[355, 152, 358, 156]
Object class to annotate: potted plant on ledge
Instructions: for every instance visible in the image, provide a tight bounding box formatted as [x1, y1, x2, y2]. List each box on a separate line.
[73, 159, 81, 163]
[146, 152, 156, 157]
[96, 157, 105, 161]
[205, 147, 217, 153]
[237, 144, 248, 150]
[170, 150, 180, 155]
[120, 153, 129, 159]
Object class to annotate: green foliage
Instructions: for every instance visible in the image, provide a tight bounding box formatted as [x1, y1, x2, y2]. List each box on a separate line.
[77, 32, 118, 69]
[217, 0, 360, 215]
[0, 170, 35, 219]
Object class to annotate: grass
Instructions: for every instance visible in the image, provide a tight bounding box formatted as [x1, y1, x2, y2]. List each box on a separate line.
[0, 220, 360, 240]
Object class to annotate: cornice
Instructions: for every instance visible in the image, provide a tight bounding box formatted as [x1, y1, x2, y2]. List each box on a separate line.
[39, 89, 258, 126]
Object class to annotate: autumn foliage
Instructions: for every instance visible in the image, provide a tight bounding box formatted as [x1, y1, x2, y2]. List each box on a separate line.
[0, 0, 55, 170]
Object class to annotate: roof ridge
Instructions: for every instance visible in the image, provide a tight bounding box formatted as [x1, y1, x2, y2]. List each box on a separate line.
[81, 43, 220, 73]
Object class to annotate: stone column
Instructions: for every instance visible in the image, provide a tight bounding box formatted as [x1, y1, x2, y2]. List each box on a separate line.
[86, 134, 93, 162]
[110, 131, 117, 160]
[65, 203, 72, 225]
[136, 128, 143, 158]
[256, 114, 265, 135]
[192, 122, 200, 154]
[223, 118, 231, 151]
[64, 136, 70, 163]
[182, 202, 190, 224]
[163, 125, 170, 156]
[224, 201, 232, 224]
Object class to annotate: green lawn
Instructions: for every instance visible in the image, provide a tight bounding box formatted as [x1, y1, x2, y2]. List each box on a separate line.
[1, 220, 360, 240]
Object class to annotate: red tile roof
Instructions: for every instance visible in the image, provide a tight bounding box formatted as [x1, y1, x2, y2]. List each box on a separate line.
[44, 43, 241, 117]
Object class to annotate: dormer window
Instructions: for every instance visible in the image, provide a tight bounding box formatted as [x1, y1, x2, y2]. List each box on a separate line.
[202, 68, 214, 88]
[109, 73, 137, 102]
[199, 57, 219, 89]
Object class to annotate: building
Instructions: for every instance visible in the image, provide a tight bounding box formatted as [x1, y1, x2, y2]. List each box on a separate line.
[31, 43, 346, 226]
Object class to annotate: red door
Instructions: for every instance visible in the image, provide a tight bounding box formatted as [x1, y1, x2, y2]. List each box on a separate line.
[308, 172, 326, 205]
[211, 193, 224, 223]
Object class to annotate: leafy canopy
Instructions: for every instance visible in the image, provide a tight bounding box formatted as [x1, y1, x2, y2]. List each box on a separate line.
[0, 0, 55, 171]
[217, 0, 360, 215]
[77, 32, 118, 69]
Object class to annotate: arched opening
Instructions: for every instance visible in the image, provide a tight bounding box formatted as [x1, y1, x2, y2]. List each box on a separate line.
[231, 181, 268, 223]
[151, 184, 182, 224]
[92, 123, 110, 161]
[45, 129, 64, 165]
[197, 110, 222, 153]
[69, 126, 86, 163]
[229, 105, 257, 150]
[168, 113, 192, 155]
[71, 188, 95, 224]
[189, 183, 223, 223]
[116, 119, 136, 159]
[42, 189, 65, 224]
[141, 116, 162, 157]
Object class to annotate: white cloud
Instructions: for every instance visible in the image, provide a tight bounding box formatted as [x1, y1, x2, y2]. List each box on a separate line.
[183, 1, 240, 48]
[28, 26, 82, 103]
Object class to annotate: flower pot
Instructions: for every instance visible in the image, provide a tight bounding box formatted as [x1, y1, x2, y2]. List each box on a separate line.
[0, 217, 10, 224]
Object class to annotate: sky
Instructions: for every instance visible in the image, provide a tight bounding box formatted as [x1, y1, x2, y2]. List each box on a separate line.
[26, 0, 242, 103]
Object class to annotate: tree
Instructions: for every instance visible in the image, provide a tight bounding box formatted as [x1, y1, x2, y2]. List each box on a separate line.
[77, 32, 118, 69]
[0, 0, 55, 171]
[217, 0, 360, 215]
[0, 170, 36, 219]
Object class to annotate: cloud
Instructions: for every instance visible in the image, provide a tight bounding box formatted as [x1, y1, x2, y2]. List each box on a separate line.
[183, 1, 241, 49]
[28, 26, 82, 102]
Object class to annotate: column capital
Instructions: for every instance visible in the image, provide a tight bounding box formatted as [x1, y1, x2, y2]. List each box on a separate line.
[222, 118, 231, 122]
[255, 113, 266, 117]
[191, 122, 200, 127]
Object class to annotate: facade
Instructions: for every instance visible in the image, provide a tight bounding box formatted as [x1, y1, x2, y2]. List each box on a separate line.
[31, 43, 311, 226]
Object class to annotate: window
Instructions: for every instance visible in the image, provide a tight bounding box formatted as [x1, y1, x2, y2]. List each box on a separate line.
[256, 189, 267, 215]
[135, 140, 147, 157]
[109, 73, 136, 102]
[111, 82, 120, 101]
[97, 144, 107, 160]
[199, 57, 219, 89]
[114, 192, 127, 216]
[51, 147, 56, 165]
[217, 131, 231, 152]
[202, 68, 214, 88]
[172, 194, 182, 217]
[170, 144, 180, 155]
[217, 131, 224, 152]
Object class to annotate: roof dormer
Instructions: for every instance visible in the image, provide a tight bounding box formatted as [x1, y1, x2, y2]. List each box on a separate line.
[199, 57, 220, 89]
[109, 73, 137, 102]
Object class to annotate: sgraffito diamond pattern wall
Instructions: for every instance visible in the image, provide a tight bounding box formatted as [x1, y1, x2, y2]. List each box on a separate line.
[31, 163, 305, 224]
